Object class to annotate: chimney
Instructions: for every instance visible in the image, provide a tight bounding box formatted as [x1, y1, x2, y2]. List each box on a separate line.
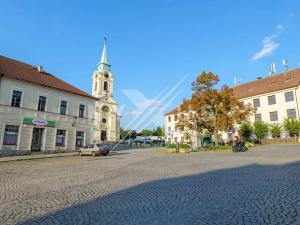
[37, 66, 43, 72]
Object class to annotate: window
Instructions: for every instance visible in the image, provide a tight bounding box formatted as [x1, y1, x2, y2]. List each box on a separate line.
[253, 98, 260, 108]
[11, 90, 22, 107]
[254, 113, 262, 121]
[79, 104, 85, 118]
[174, 115, 178, 121]
[94, 81, 98, 91]
[102, 106, 109, 112]
[168, 126, 171, 131]
[270, 111, 278, 121]
[287, 109, 297, 119]
[174, 137, 178, 143]
[180, 137, 184, 143]
[56, 130, 66, 146]
[104, 81, 108, 91]
[37, 96, 47, 111]
[268, 95, 276, 105]
[285, 91, 294, 102]
[168, 116, 171, 122]
[3, 125, 19, 145]
[76, 131, 84, 147]
[60, 100, 67, 115]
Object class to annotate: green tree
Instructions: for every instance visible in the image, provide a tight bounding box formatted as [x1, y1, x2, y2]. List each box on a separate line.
[181, 71, 253, 146]
[140, 129, 153, 136]
[283, 119, 300, 137]
[269, 123, 282, 139]
[153, 126, 165, 136]
[239, 123, 253, 141]
[253, 121, 269, 143]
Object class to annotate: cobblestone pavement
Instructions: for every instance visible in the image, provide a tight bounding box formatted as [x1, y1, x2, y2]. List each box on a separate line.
[0, 145, 300, 225]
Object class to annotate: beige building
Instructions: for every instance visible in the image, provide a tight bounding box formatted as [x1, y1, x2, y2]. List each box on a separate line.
[0, 56, 97, 156]
[164, 107, 192, 144]
[233, 68, 300, 124]
[164, 67, 300, 142]
[92, 39, 120, 143]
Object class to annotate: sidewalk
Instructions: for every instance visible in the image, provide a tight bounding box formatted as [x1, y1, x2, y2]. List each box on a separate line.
[0, 152, 78, 163]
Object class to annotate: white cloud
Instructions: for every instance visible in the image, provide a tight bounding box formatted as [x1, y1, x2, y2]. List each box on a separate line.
[251, 24, 283, 62]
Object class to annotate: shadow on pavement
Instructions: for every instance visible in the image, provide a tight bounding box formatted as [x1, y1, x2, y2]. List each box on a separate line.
[17, 161, 300, 225]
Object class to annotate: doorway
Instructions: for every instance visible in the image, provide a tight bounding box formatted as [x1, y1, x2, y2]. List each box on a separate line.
[31, 128, 44, 151]
[101, 130, 107, 142]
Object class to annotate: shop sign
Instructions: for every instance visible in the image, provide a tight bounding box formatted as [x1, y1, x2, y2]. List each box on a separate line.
[23, 118, 55, 127]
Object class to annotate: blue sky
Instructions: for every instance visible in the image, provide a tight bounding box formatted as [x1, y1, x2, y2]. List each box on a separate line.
[1, 0, 300, 130]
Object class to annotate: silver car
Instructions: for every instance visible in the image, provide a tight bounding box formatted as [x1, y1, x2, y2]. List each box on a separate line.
[78, 144, 110, 157]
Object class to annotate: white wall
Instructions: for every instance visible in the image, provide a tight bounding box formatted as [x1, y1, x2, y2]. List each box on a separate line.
[242, 87, 299, 124]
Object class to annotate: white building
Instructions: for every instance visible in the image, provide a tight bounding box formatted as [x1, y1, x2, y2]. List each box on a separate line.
[164, 68, 300, 142]
[233, 68, 300, 124]
[164, 106, 191, 144]
[0, 55, 97, 156]
[92, 39, 120, 143]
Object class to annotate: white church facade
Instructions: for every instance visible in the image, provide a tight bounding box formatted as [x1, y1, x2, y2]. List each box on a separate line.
[92, 39, 120, 143]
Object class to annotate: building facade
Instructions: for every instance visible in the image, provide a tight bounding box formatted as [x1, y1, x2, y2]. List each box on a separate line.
[233, 68, 300, 124]
[164, 107, 191, 144]
[164, 68, 300, 141]
[92, 39, 120, 143]
[0, 56, 97, 156]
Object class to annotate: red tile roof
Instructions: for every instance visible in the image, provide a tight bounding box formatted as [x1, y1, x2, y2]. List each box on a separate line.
[0, 55, 98, 100]
[233, 68, 300, 99]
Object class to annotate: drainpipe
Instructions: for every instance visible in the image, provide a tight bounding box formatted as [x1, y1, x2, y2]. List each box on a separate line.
[295, 88, 300, 119]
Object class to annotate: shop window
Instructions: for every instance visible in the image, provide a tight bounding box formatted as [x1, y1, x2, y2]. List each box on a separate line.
[56, 130, 66, 146]
[3, 125, 19, 145]
[76, 131, 84, 147]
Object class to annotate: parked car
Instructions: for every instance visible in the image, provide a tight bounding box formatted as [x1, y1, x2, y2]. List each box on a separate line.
[78, 143, 110, 157]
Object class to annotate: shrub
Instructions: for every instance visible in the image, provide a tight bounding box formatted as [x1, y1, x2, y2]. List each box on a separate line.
[245, 141, 254, 148]
[239, 123, 253, 141]
[208, 146, 231, 151]
[179, 144, 190, 149]
[165, 144, 177, 148]
[253, 121, 269, 143]
[269, 123, 282, 138]
[283, 119, 300, 137]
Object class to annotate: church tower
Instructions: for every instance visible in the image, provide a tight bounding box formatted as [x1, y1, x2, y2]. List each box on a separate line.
[92, 38, 120, 143]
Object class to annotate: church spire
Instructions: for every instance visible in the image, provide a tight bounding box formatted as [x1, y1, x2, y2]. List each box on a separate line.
[100, 37, 108, 64]
[98, 37, 110, 71]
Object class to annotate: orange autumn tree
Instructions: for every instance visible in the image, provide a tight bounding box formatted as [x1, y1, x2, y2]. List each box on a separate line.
[180, 71, 253, 146]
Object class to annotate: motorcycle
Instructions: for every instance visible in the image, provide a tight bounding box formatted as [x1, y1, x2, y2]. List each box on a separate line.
[232, 141, 247, 152]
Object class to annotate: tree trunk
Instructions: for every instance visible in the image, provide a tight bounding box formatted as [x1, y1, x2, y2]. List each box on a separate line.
[214, 129, 219, 146]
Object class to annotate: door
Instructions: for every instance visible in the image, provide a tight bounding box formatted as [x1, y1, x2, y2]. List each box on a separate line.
[101, 131, 107, 142]
[31, 128, 44, 151]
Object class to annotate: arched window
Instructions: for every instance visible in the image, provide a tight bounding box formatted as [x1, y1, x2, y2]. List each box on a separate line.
[102, 106, 109, 112]
[94, 81, 97, 91]
[104, 81, 108, 91]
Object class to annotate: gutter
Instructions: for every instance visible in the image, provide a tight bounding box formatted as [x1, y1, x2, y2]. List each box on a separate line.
[295, 87, 300, 118]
